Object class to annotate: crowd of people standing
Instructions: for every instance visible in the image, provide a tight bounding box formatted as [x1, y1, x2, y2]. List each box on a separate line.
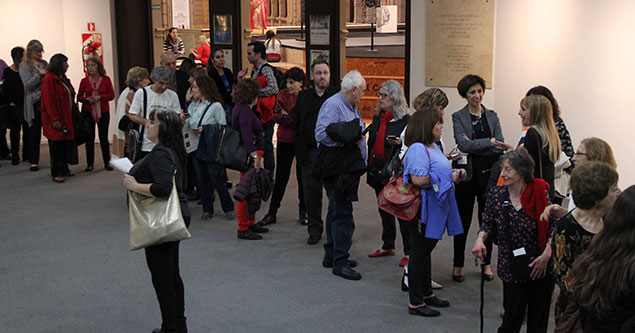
[1, 38, 632, 333]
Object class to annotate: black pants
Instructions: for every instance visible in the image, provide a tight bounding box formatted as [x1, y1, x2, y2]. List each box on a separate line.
[21, 121, 29, 161]
[499, 274, 555, 333]
[192, 155, 234, 214]
[300, 149, 324, 238]
[263, 120, 275, 178]
[84, 111, 110, 166]
[322, 177, 357, 268]
[145, 240, 187, 332]
[408, 217, 439, 305]
[27, 104, 42, 164]
[48, 140, 70, 178]
[454, 176, 492, 266]
[1, 105, 22, 162]
[268, 142, 305, 216]
[373, 186, 410, 255]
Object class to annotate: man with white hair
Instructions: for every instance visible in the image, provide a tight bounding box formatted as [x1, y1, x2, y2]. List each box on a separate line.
[128, 66, 181, 159]
[314, 70, 367, 281]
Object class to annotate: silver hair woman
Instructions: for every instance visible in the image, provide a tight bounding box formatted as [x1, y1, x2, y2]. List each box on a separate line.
[366, 80, 413, 264]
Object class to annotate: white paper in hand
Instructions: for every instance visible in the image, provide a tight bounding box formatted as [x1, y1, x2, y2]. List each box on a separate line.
[110, 156, 134, 173]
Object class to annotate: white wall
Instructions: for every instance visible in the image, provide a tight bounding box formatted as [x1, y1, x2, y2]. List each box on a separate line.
[410, 0, 635, 189]
[1, 0, 118, 141]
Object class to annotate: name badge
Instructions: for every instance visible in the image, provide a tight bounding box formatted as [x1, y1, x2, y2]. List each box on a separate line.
[432, 183, 439, 193]
[458, 155, 468, 165]
[513, 247, 527, 257]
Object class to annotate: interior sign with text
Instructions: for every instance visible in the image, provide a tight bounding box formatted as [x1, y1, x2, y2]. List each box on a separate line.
[425, 0, 494, 87]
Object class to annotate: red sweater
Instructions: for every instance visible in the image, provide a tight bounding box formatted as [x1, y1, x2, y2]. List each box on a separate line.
[41, 73, 75, 141]
[273, 88, 299, 143]
[77, 75, 115, 113]
[197, 44, 211, 65]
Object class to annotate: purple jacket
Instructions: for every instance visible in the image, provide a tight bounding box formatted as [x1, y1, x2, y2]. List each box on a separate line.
[231, 103, 264, 153]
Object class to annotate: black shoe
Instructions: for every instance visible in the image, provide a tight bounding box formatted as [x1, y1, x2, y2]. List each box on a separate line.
[249, 224, 269, 233]
[424, 296, 450, 308]
[322, 259, 357, 268]
[64, 169, 74, 177]
[256, 213, 276, 226]
[201, 212, 213, 220]
[237, 229, 262, 240]
[482, 264, 495, 281]
[85, 165, 94, 172]
[408, 306, 440, 317]
[332, 267, 361, 280]
[452, 274, 465, 282]
[307, 235, 321, 245]
[298, 212, 308, 225]
[29, 165, 39, 171]
[105, 165, 113, 171]
[11, 159, 19, 165]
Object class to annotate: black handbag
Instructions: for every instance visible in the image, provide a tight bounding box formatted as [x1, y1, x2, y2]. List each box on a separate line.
[214, 125, 251, 172]
[72, 102, 90, 146]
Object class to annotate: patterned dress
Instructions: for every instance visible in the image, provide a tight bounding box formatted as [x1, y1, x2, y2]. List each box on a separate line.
[481, 186, 555, 284]
[552, 211, 595, 321]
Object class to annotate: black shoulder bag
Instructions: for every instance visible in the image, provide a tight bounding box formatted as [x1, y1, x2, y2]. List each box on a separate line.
[128, 88, 147, 162]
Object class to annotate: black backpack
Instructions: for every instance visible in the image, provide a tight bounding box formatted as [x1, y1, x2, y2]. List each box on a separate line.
[258, 63, 285, 91]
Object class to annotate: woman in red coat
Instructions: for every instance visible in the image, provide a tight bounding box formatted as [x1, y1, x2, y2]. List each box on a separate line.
[41, 54, 75, 183]
[77, 56, 115, 171]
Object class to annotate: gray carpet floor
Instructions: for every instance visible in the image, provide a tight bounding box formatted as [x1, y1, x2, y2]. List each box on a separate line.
[0, 144, 555, 332]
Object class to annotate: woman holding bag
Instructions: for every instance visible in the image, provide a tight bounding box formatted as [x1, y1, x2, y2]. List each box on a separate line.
[184, 75, 235, 221]
[403, 109, 464, 317]
[232, 78, 268, 240]
[123, 109, 191, 333]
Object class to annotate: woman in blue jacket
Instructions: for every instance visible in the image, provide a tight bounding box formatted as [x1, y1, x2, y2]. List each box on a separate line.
[404, 109, 465, 317]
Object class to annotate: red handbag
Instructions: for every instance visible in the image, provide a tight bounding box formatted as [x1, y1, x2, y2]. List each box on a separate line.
[377, 145, 428, 220]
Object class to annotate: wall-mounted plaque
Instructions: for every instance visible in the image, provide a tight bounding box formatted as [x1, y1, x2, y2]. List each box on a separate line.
[310, 15, 330, 45]
[425, 0, 494, 87]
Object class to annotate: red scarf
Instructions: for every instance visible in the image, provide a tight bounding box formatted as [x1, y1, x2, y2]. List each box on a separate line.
[370, 112, 393, 164]
[89, 76, 103, 122]
[520, 178, 551, 250]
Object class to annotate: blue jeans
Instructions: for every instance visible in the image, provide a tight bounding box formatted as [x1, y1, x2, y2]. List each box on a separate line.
[322, 178, 357, 268]
[192, 155, 234, 215]
[263, 120, 275, 179]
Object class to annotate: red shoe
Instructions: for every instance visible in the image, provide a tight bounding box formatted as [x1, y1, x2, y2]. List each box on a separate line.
[368, 249, 396, 258]
[399, 256, 409, 267]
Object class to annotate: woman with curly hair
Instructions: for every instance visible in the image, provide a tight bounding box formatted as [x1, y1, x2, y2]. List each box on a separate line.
[551, 162, 620, 323]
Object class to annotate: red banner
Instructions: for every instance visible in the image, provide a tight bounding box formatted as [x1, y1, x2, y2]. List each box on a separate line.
[250, 0, 268, 29]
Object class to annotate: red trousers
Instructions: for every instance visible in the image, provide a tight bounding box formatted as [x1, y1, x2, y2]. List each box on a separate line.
[237, 151, 263, 231]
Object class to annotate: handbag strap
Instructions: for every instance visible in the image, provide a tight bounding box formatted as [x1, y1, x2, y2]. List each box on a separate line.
[396, 143, 431, 176]
[140, 87, 148, 138]
[196, 102, 214, 128]
[533, 128, 543, 179]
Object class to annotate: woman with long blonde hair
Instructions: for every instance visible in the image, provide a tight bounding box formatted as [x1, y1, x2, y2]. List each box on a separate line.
[518, 94, 561, 200]
[19, 39, 48, 171]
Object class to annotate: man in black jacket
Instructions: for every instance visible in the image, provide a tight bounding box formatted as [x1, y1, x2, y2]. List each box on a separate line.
[291, 59, 338, 245]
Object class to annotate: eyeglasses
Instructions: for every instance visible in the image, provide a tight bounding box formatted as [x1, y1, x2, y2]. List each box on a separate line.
[377, 92, 388, 99]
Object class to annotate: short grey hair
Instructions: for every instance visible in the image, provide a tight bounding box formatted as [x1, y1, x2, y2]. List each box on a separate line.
[380, 80, 408, 120]
[341, 70, 365, 91]
[160, 52, 176, 65]
[150, 66, 174, 82]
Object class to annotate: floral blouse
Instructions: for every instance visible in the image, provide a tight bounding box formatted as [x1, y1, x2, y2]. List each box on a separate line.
[555, 119, 574, 173]
[481, 186, 555, 284]
[552, 211, 595, 293]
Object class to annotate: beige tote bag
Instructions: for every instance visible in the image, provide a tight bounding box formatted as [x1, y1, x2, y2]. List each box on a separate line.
[128, 177, 191, 250]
